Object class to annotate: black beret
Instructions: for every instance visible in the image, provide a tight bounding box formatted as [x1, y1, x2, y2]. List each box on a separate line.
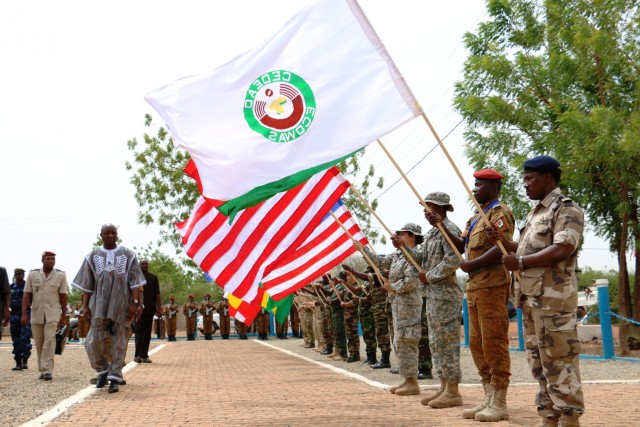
[523, 155, 561, 173]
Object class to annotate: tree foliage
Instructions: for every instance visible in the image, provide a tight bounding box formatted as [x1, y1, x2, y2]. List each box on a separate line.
[454, 0, 640, 352]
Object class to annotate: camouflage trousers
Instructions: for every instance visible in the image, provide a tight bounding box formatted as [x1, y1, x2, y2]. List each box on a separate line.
[522, 306, 584, 418]
[10, 314, 32, 363]
[321, 306, 333, 347]
[331, 306, 347, 357]
[425, 297, 462, 383]
[290, 307, 300, 336]
[371, 288, 391, 352]
[301, 309, 314, 345]
[393, 322, 421, 379]
[358, 304, 377, 355]
[419, 298, 432, 371]
[468, 285, 511, 389]
[344, 306, 360, 357]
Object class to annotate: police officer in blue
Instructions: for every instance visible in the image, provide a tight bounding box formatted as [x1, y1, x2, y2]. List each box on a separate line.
[10, 268, 32, 371]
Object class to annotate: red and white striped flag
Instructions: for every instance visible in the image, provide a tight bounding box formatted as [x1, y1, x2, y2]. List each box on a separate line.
[176, 167, 349, 303]
[262, 199, 368, 300]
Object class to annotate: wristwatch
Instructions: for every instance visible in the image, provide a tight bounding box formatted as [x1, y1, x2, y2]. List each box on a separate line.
[518, 256, 525, 270]
[132, 299, 139, 305]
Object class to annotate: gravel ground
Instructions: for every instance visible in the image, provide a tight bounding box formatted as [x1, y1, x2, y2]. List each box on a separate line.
[1, 330, 639, 427]
[0, 339, 160, 427]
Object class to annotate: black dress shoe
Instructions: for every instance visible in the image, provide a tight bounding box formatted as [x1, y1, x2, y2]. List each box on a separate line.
[12, 365, 22, 371]
[108, 380, 119, 393]
[96, 373, 108, 388]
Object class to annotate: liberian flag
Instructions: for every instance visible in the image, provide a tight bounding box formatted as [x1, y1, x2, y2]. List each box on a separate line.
[146, 0, 421, 218]
[177, 167, 349, 304]
[262, 199, 368, 300]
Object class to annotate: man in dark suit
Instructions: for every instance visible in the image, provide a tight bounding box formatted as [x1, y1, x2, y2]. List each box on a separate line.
[134, 260, 162, 363]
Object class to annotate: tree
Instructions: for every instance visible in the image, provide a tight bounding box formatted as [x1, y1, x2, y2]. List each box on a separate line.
[454, 0, 640, 354]
[126, 114, 386, 255]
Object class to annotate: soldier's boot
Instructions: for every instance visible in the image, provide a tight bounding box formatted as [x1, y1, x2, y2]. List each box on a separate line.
[361, 351, 377, 365]
[475, 386, 508, 422]
[429, 382, 463, 409]
[462, 383, 494, 419]
[346, 354, 360, 363]
[320, 345, 333, 355]
[395, 377, 420, 396]
[388, 379, 407, 394]
[559, 413, 581, 427]
[327, 347, 340, 358]
[421, 378, 446, 406]
[371, 350, 391, 369]
[12, 359, 22, 371]
[536, 417, 560, 427]
[21, 358, 28, 369]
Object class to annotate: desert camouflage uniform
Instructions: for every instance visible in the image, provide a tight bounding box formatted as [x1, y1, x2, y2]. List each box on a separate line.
[462, 199, 515, 390]
[388, 248, 422, 379]
[321, 299, 333, 348]
[421, 218, 463, 384]
[517, 188, 584, 420]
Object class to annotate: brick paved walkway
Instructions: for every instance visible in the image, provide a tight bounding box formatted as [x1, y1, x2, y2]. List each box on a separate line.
[40, 340, 638, 426]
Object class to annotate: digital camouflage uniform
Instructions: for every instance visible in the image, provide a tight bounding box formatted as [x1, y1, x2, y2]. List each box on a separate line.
[10, 279, 32, 367]
[517, 187, 584, 420]
[418, 297, 432, 372]
[388, 248, 422, 380]
[421, 217, 463, 384]
[342, 286, 360, 360]
[462, 199, 515, 390]
[357, 279, 377, 361]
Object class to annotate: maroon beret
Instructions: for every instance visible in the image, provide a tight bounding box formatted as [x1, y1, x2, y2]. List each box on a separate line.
[473, 169, 504, 180]
[42, 251, 56, 257]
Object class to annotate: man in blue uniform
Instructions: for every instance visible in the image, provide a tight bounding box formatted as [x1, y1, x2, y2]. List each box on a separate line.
[10, 268, 32, 370]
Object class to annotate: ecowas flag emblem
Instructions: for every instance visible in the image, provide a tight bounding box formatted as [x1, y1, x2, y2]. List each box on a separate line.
[244, 70, 316, 143]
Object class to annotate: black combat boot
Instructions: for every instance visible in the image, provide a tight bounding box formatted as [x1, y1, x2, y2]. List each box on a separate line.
[320, 345, 333, 355]
[12, 359, 22, 371]
[362, 351, 377, 365]
[371, 350, 391, 369]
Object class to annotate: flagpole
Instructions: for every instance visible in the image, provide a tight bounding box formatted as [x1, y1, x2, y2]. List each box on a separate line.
[376, 139, 463, 261]
[330, 211, 385, 294]
[328, 280, 344, 304]
[348, 186, 423, 272]
[419, 113, 521, 281]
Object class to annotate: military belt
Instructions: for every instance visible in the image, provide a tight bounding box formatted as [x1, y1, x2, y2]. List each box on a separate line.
[468, 265, 505, 279]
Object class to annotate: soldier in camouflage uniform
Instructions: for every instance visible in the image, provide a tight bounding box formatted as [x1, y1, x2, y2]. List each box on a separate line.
[430, 170, 515, 421]
[289, 304, 301, 338]
[489, 156, 584, 427]
[319, 276, 347, 360]
[419, 192, 463, 409]
[384, 223, 423, 396]
[339, 272, 361, 363]
[342, 266, 377, 365]
[10, 268, 31, 370]
[312, 283, 333, 355]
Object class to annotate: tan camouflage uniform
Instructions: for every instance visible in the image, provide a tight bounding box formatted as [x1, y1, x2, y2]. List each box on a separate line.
[517, 187, 584, 420]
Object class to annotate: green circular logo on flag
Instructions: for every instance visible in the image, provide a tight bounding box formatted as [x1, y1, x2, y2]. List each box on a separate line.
[244, 70, 316, 143]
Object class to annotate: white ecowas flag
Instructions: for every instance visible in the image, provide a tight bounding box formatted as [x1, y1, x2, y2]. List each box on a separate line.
[146, 0, 421, 218]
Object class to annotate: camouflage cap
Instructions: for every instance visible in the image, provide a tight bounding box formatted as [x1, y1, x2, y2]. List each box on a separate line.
[423, 191, 454, 212]
[396, 223, 424, 244]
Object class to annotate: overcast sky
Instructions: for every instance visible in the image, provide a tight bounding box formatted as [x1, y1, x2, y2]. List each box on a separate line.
[0, 0, 625, 281]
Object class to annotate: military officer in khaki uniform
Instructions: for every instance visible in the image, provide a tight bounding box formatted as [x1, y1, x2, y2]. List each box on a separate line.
[199, 294, 216, 340]
[183, 294, 198, 340]
[164, 296, 178, 341]
[217, 298, 231, 339]
[21, 251, 68, 381]
[489, 156, 585, 427]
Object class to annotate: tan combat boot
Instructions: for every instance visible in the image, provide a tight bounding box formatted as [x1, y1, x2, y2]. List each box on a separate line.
[559, 413, 581, 427]
[475, 386, 509, 422]
[428, 381, 463, 408]
[461, 383, 493, 419]
[536, 417, 560, 427]
[388, 379, 407, 394]
[395, 377, 420, 396]
[421, 378, 446, 405]
[327, 348, 340, 358]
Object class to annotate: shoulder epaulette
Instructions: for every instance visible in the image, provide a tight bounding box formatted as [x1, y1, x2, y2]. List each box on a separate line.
[30, 268, 38, 272]
[56, 269, 65, 272]
[558, 194, 573, 203]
